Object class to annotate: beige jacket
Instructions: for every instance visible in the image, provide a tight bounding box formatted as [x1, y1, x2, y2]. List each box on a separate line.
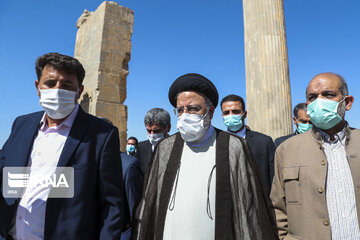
[270, 125, 360, 240]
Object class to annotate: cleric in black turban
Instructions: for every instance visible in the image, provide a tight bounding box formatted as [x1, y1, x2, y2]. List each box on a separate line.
[168, 73, 219, 108]
[132, 72, 278, 240]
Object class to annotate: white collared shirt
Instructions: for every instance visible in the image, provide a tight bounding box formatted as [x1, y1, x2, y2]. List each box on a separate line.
[12, 105, 79, 240]
[322, 128, 360, 239]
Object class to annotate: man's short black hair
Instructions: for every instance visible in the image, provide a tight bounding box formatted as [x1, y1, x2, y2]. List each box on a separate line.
[220, 94, 245, 112]
[293, 103, 307, 118]
[35, 52, 85, 86]
[127, 136, 138, 146]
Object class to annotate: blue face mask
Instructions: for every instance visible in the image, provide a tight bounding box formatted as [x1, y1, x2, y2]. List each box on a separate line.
[223, 114, 244, 132]
[297, 123, 312, 134]
[126, 144, 136, 154]
[306, 97, 346, 130]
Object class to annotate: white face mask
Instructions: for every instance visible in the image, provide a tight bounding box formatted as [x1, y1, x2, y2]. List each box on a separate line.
[147, 132, 165, 146]
[177, 111, 211, 142]
[39, 88, 77, 119]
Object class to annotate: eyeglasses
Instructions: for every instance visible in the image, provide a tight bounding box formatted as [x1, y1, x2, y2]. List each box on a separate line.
[173, 105, 205, 116]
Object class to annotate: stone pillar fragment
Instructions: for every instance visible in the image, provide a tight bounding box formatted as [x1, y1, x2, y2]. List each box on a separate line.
[74, 1, 134, 151]
[243, 0, 292, 139]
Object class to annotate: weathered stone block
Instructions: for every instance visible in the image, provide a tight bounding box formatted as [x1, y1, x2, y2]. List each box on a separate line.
[74, 1, 134, 151]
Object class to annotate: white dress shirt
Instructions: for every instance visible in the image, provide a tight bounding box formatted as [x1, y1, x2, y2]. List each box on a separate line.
[12, 105, 79, 240]
[322, 128, 360, 240]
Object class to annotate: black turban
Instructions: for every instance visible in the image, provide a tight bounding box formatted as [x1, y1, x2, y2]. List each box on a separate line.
[168, 73, 219, 108]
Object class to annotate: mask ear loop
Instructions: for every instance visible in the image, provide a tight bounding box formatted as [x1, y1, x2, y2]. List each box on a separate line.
[336, 96, 347, 146]
[337, 97, 347, 119]
[338, 96, 347, 108]
[202, 106, 210, 119]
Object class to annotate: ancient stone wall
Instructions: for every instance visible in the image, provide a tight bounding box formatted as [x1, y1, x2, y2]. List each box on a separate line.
[74, 1, 133, 151]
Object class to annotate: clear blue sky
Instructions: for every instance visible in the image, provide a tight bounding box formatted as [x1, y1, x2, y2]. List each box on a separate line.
[0, 0, 359, 147]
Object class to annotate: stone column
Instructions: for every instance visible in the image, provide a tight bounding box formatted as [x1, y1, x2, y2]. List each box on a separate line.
[243, 0, 292, 139]
[74, 1, 134, 151]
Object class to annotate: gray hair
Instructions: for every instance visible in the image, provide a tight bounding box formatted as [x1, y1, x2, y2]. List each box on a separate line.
[144, 108, 171, 128]
[327, 72, 349, 96]
[307, 72, 349, 97]
[293, 103, 306, 118]
[337, 74, 349, 96]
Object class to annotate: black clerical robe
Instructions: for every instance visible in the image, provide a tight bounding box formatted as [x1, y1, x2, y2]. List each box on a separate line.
[133, 129, 278, 240]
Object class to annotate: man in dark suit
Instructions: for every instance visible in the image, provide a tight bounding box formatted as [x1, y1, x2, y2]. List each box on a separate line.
[125, 136, 138, 156]
[274, 103, 312, 148]
[121, 137, 143, 240]
[221, 94, 275, 196]
[135, 108, 171, 175]
[0, 53, 123, 239]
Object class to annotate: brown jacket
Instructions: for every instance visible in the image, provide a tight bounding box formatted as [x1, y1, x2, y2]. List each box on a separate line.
[270, 125, 360, 240]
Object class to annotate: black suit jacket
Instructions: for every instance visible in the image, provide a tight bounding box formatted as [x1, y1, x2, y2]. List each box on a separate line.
[120, 152, 143, 240]
[245, 128, 275, 196]
[0, 107, 123, 240]
[274, 132, 296, 149]
[135, 140, 153, 175]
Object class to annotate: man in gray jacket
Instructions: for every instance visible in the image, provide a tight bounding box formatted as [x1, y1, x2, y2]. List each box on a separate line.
[271, 72, 359, 240]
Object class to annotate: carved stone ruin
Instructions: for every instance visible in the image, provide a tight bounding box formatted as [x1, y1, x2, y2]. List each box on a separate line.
[243, 0, 293, 140]
[74, 1, 134, 151]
